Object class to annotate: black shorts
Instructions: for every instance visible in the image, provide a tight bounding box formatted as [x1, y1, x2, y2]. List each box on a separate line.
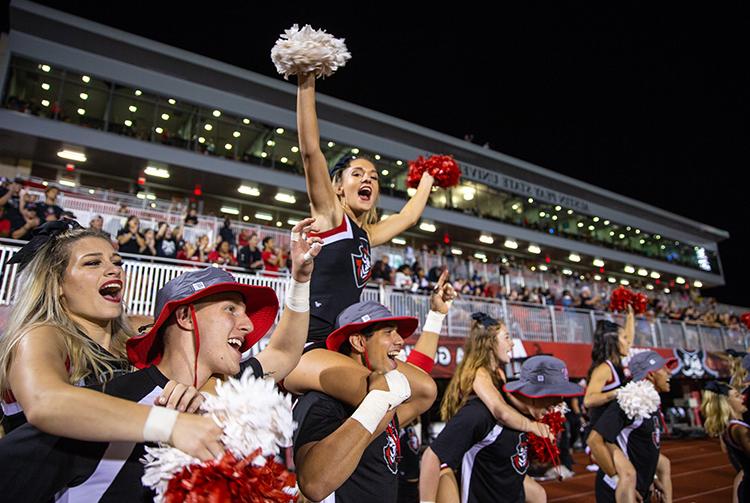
[305, 314, 336, 348]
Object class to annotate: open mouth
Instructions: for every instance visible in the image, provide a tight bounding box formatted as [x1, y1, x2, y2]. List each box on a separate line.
[358, 186, 372, 201]
[227, 337, 243, 353]
[98, 281, 123, 303]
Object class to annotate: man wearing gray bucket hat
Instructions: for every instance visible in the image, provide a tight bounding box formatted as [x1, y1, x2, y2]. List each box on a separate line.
[588, 350, 677, 503]
[0, 218, 322, 501]
[423, 355, 584, 503]
[293, 272, 456, 503]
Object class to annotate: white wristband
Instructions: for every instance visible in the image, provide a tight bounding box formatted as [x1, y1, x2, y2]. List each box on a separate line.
[285, 278, 310, 312]
[143, 406, 179, 443]
[603, 474, 619, 490]
[422, 310, 446, 334]
[350, 390, 393, 434]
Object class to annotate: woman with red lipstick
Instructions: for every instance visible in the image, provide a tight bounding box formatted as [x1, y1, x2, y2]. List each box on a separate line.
[284, 72, 441, 407]
[0, 221, 224, 461]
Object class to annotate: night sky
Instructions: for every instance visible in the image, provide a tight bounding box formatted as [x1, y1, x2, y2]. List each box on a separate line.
[10, 2, 750, 307]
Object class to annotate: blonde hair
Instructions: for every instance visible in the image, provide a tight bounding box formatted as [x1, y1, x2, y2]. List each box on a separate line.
[0, 229, 134, 395]
[701, 390, 732, 437]
[730, 357, 748, 390]
[332, 161, 379, 229]
[440, 319, 505, 421]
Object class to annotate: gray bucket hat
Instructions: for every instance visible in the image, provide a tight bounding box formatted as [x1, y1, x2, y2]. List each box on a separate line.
[503, 355, 584, 398]
[629, 351, 677, 381]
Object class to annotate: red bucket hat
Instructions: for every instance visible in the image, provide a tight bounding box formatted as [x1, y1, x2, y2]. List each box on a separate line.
[127, 267, 278, 369]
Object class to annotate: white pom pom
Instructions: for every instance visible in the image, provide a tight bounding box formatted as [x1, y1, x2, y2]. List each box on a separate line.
[142, 445, 199, 502]
[616, 380, 661, 421]
[142, 369, 295, 502]
[271, 24, 351, 79]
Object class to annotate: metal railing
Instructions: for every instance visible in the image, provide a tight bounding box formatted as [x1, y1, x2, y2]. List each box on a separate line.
[0, 243, 746, 351]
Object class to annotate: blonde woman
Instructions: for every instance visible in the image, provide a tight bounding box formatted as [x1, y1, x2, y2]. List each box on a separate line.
[420, 313, 552, 503]
[702, 380, 749, 503]
[0, 221, 222, 460]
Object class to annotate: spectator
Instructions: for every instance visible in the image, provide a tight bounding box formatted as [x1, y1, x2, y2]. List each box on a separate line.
[578, 286, 596, 310]
[207, 240, 238, 266]
[371, 255, 393, 284]
[155, 222, 178, 259]
[116, 215, 145, 254]
[0, 178, 37, 240]
[218, 218, 236, 251]
[238, 232, 263, 272]
[117, 202, 129, 215]
[195, 234, 211, 262]
[88, 214, 111, 240]
[0, 206, 11, 238]
[139, 229, 158, 257]
[34, 185, 63, 222]
[394, 264, 413, 290]
[89, 215, 104, 233]
[412, 267, 430, 293]
[261, 236, 282, 275]
[184, 207, 199, 226]
[237, 228, 251, 248]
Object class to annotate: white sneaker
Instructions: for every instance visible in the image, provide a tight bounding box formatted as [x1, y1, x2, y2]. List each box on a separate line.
[586, 464, 599, 472]
[558, 466, 575, 479]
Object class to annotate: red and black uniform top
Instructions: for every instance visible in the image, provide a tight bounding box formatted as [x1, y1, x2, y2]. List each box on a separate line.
[307, 215, 372, 345]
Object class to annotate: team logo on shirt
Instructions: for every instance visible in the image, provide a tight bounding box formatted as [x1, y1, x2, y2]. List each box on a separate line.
[351, 238, 372, 288]
[383, 429, 399, 475]
[652, 417, 661, 448]
[510, 433, 529, 475]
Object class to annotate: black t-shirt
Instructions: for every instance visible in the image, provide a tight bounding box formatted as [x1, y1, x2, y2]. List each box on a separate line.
[293, 391, 400, 503]
[116, 228, 143, 254]
[35, 202, 64, 221]
[430, 398, 528, 503]
[0, 359, 264, 502]
[239, 245, 263, 271]
[156, 237, 178, 258]
[593, 400, 661, 501]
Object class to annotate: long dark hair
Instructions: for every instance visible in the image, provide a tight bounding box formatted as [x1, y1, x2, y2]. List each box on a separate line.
[587, 320, 623, 380]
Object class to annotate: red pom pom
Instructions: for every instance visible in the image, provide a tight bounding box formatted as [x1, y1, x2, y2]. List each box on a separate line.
[609, 286, 632, 313]
[406, 155, 461, 189]
[608, 287, 648, 314]
[164, 449, 297, 503]
[526, 410, 566, 465]
[741, 313, 750, 330]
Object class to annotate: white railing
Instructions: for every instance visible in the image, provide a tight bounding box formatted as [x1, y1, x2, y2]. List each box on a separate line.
[0, 243, 746, 350]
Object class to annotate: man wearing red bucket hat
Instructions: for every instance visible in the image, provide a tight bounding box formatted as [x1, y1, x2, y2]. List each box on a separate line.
[0, 218, 322, 502]
[293, 273, 456, 503]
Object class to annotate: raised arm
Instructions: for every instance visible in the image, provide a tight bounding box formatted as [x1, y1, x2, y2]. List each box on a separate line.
[367, 171, 435, 247]
[624, 306, 635, 346]
[396, 271, 455, 425]
[254, 218, 322, 381]
[583, 363, 618, 409]
[297, 73, 341, 227]
[472, 367, 552, 440]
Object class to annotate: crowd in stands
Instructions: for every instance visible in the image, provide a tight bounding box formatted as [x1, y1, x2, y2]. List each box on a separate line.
[372, 249, 745, 330]
[1, 176, 746, 328]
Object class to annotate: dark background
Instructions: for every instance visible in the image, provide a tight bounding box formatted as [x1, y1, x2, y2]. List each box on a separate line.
[6, 2, 748, 306]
